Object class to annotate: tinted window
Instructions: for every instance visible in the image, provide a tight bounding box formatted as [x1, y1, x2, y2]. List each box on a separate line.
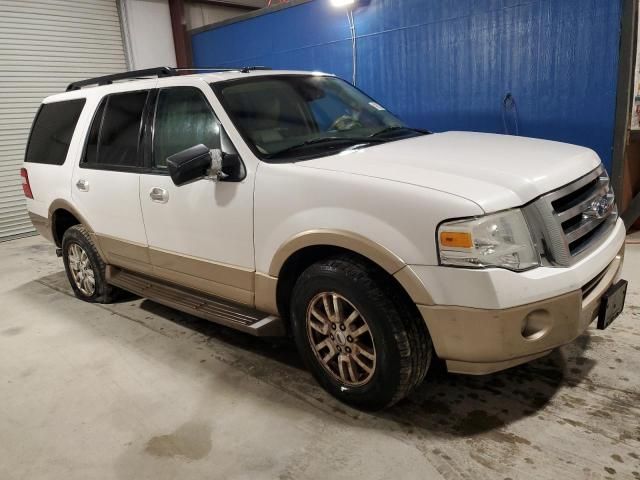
[84, 90, 148, 168]
[25, 99, 85, 165]
[213, 75, 411, 160]
[153, 87, 220, 168]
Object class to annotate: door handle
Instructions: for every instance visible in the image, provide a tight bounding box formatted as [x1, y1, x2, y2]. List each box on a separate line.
[149, 187, 169, 203]
[76, 179, 89, 192]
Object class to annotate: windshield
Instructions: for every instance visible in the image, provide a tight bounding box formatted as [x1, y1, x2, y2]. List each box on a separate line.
[212, 75, 424, 161]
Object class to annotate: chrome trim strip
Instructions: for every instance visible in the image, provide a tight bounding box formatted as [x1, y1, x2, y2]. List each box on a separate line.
[542, 165, 604, 203]
[564, 212, 610, 244]
[555, 181, 609, 222]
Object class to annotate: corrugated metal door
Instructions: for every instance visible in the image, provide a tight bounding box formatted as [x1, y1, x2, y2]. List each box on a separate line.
[0, 0, 127, 241]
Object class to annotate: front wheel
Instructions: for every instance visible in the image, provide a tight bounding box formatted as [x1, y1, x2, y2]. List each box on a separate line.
[290, 256, 432, 410]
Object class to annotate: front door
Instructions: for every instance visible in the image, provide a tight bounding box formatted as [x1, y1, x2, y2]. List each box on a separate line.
[71, 87, 153, 274]
[139, 84, 255, 305]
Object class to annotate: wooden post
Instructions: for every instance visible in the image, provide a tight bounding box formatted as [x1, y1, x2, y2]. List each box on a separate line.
[168, 0, 192, 68]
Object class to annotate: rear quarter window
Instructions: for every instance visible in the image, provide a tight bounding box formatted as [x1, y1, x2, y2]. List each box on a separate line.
[25, 98, 86, 165]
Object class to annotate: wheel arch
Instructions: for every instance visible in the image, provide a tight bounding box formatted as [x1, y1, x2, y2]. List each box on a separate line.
[48, 199, 94, 247]
[265, 230, 434, 322]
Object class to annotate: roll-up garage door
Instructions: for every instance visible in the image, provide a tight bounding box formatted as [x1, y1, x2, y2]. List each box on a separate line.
[0, 0, 127, 241]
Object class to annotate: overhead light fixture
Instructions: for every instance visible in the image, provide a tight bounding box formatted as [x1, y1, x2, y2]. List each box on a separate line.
[330, 0, 356, 7]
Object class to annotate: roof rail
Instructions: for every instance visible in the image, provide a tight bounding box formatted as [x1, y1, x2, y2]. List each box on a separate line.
[66, 67, 176, 91]
[240, 66, 272, 73]
[174, 66, 272, 73]
[66, 65, 273, 91]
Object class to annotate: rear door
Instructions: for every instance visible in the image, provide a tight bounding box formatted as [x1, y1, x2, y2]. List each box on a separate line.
[71, 88, 153, 274]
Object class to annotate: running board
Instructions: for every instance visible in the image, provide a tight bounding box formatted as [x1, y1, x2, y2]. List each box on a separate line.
[106, 267, 285, 337]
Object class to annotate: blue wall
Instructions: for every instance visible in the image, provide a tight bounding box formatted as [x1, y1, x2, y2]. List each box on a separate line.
[192, 0, 623, 169]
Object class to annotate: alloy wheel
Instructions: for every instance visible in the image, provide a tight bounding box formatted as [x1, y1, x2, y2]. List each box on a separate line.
[306, 292, 376, 386]
[68, 243, 96, 296]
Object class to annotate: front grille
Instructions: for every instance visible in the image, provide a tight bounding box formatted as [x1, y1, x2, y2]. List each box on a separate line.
[523, 165, 618, 266]
[551, 178, 599, 213]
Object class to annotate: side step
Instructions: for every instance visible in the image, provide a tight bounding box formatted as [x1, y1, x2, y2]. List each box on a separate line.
[106, 267, 285, 337]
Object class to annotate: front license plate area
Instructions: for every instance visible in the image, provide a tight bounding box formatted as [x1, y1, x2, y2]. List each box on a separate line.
[597, 280, 628, 330]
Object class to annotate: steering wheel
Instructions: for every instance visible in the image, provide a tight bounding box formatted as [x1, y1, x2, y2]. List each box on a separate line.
[330, 115, 363, 132]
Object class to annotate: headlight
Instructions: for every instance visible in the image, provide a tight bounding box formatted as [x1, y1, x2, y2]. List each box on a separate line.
[437, 209, 539, 271]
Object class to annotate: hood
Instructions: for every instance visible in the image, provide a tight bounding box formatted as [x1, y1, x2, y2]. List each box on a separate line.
[296, 131, 602, 212]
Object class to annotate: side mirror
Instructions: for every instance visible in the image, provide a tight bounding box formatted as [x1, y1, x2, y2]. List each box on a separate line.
[166, 144, 244, 186]
[166, 144, 222, 186]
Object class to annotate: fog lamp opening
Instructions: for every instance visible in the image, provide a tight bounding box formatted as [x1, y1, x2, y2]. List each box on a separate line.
[521, 309, 551, 341]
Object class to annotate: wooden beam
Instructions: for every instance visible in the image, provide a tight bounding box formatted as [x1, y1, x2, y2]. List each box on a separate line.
[168, 0, 192, 68]
[623, 191, 640, 229]
[188, 0, 261, 11]
[612, 0, 638, 224]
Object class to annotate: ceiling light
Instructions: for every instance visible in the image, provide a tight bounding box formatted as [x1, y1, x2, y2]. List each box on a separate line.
[330, 0, 356, 7]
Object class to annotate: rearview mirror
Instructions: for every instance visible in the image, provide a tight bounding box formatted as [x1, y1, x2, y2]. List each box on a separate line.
[166, 144, 222, 186]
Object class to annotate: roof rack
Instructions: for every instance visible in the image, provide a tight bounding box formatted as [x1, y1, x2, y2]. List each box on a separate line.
[175, 66, 272, 74]
[66, 66, 272, 91]
[66, 67, 175, 91]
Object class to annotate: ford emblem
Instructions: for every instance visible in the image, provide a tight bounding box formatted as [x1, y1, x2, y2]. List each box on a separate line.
[583, 195, 611, 220]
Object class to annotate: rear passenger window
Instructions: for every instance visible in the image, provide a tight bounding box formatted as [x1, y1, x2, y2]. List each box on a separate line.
[83, 90, 148, 168]
[25, 99, 85, 165]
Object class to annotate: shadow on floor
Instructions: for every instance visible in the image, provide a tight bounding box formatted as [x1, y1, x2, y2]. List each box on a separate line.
[35, 270, 597, 438]
[139, 297, 597, 438]
[139, 299, 305, 370]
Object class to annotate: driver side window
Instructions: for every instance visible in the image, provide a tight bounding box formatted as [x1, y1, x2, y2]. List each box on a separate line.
[152, 87, 221, 169]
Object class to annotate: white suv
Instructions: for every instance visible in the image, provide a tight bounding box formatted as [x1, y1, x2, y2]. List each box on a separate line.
[22, 67, 627, 409]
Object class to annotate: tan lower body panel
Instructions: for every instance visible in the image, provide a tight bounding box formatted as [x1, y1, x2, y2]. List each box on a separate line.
[151, 263, 254, 306]
[96, 235, 153, 275]
[445, 351, 552, 375]
[27, 212, 53, 242]
[419, 290, 583, 373]
[420, 249, 624, 375]
[148, 248, 254, 291]
[148, 248, 255, 306]
[95, 235, 259, 308]
[255, 273, 279, 315]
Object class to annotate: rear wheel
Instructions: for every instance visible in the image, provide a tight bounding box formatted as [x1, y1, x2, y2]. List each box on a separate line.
[67, 243, 96, 296]
[62, 225, 118, 303]
[291, 256, 432, 410]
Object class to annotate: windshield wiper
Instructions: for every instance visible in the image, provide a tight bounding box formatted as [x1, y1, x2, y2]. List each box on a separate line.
[265, 136, 385, 159]
[369, 126, 431, 138]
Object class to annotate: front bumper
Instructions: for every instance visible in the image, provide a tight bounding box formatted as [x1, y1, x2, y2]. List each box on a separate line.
[413, 219, 626, 375]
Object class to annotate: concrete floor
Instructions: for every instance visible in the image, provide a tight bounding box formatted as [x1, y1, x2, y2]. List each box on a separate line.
[1, 236, 639, 480]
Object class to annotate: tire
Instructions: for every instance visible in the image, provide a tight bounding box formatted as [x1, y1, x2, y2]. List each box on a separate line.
[62, 225, 118, 303]
[290, 255, 432, 410]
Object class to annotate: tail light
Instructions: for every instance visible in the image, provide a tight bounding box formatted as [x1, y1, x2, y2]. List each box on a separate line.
[20, 168, 33, 199]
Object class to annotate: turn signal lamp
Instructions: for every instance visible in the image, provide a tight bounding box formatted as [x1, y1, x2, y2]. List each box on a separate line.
[439, 231, 473, 249]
